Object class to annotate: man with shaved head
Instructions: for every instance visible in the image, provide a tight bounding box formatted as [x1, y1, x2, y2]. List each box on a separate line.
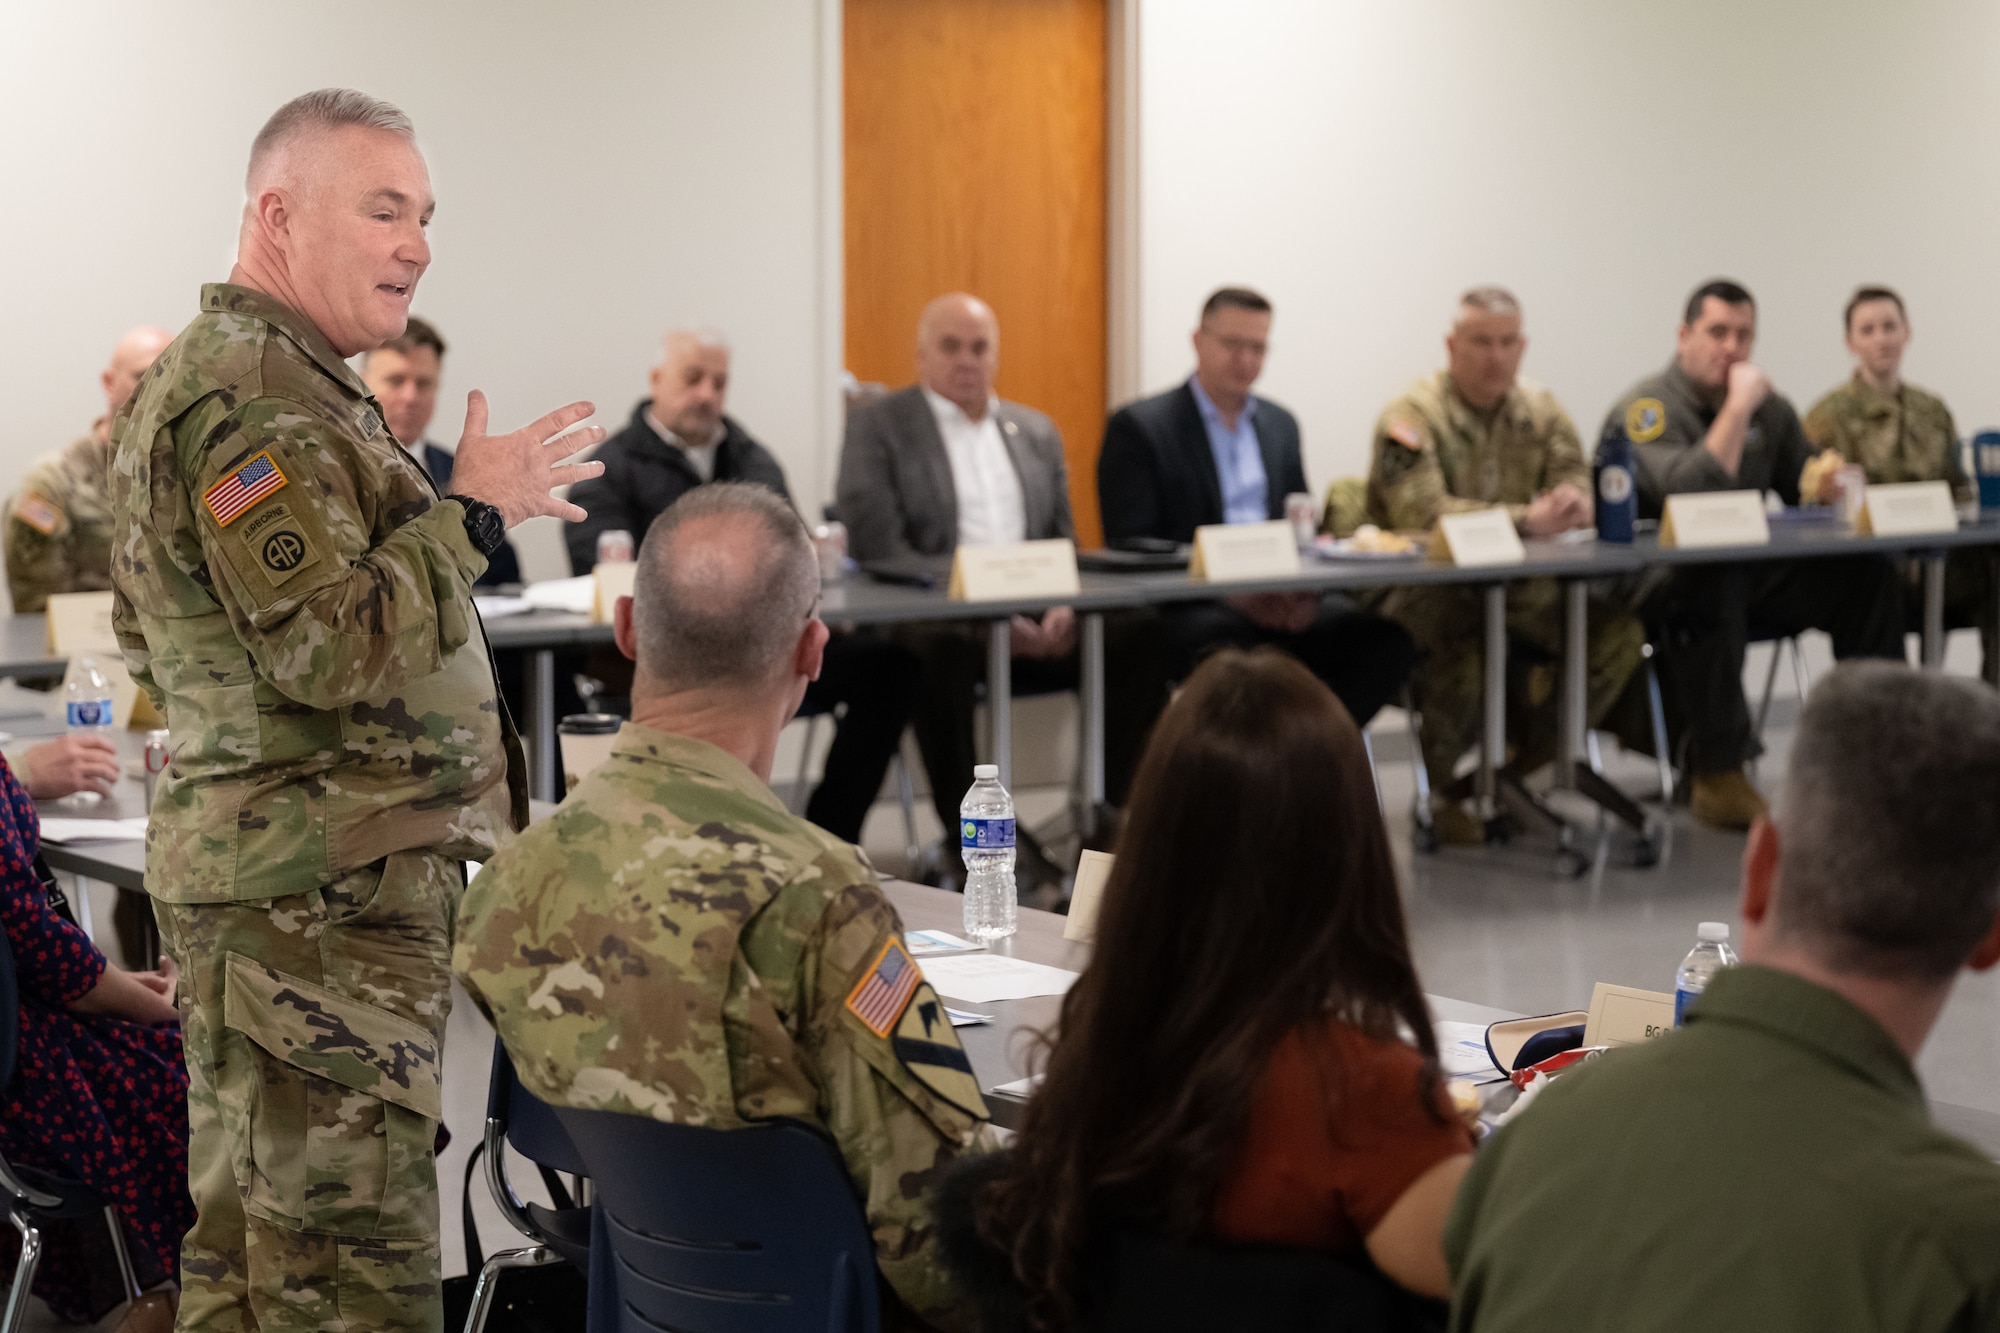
[110, 88, 605, 1330]
[565, 328, 919, 846]
[458, 483, 991, 1332]
[839, 293, 1168, 874]
[8, 325, 172, 612]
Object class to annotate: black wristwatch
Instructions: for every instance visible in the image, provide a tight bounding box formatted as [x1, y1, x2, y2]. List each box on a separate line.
[447, 495, 506, 558]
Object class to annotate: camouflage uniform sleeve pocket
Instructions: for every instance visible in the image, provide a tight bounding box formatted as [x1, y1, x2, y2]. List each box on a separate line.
[222, 952, 442, 1240]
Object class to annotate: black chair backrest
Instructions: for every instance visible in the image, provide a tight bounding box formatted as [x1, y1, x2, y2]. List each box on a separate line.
[554, 1105, 881, 1333]
[486, 1041, 590, 1178]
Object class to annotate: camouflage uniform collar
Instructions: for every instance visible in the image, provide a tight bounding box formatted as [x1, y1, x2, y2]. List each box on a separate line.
[199, 282, 370, 398]
[1438, 370, 1527, 430]
[1845, 371, 1902, 417]
[611, 722, 789, 815]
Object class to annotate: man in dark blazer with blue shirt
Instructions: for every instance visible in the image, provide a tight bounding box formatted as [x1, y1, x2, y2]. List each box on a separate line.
[1098, 287, 1412, 723]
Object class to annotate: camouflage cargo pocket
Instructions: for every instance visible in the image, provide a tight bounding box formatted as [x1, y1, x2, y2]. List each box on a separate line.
[222, 951, 443, 1240]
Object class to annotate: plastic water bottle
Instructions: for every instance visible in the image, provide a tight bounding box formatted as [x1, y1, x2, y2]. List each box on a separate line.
[960, 764, 1017, 942]
[1674, 921, 1738, 1026]
[1594, 419, 1638, 544]
[62, 654, 115, 806]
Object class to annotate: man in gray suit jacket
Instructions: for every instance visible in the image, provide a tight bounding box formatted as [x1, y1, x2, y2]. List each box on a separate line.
[838, 294, 1166, 870]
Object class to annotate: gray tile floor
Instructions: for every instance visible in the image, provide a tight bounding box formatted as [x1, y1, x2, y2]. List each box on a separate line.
[20, 634, 1998, 1326]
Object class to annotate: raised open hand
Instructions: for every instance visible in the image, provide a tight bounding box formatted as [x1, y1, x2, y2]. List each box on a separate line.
[449, 390, 607, 527]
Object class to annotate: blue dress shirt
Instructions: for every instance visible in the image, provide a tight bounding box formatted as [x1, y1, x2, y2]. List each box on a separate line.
[1189, 377, 1268, 525]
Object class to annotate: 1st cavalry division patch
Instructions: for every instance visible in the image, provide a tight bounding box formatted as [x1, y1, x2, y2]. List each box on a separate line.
[204, 451, 289, 527]
[845, 937, 989, 1118]
[1625, 398, 1667, 444]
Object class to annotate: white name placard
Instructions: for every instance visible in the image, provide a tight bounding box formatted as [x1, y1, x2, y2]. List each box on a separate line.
[45, 590, 119, 655]
[1432, 507, 1527, 568]
[1063, 849, 1114, 943]
[1857, 480, 1958, 538]
[1582, 982, 1677, 1049]
[1188, 521, 1300, 582]
[1659, 490, 1771, 549]
[592, 561, 637, 624]
[948, 538, 1082, 602]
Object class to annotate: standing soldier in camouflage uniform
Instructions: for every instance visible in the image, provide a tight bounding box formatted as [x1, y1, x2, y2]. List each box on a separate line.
[456, 484, 993, 1333]
[110, 89, 605, 1332]
[1802, 285, 1992, 674]
[7, 325, 172, 612]
[1365, 287, 1643, 843]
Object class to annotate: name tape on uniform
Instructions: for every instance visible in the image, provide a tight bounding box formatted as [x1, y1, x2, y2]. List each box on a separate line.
[947, 538, 1081, 602]
[1659, 490, 1770, 549]
[1431, 507, 1527, 568]
[1857, 480, 1958, 538]
[1582, 982, 1676, 1048]
[1188, 521, 1300, 582]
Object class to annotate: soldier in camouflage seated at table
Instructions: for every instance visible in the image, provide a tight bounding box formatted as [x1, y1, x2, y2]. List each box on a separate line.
[456, 483, 994, 1333]
[1365, 287, 1643, 844]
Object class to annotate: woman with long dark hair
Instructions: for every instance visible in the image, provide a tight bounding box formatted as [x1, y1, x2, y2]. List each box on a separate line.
[972, 648, 1471, 1328]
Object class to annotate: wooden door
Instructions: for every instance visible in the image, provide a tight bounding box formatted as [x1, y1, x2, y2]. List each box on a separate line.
[845, 0, 1108, 546]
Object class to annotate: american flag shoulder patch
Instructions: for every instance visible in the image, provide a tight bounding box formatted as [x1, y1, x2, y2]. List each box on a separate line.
[845, 937, 923, 1039]
[203, 451, 289, 528]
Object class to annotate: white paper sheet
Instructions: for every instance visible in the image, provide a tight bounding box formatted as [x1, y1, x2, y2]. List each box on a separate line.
[472, 595, 534, 620]
[521, 576, 596, 614]
[1435, 1020, 1502, 1079]
[39, 817, 150, 844]
[905, 929, 983, 958]
[918, 954, 1079, 1003]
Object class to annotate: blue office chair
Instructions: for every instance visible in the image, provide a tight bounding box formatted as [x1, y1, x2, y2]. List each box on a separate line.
[553, 1106, 881, 1333]
[461, 1040, 594, 1333]
[0, 922, 145, 1333]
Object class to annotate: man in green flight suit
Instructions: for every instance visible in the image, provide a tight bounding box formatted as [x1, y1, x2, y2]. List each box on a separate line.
[1801, 285, 1992, 675]
[455, 482, 994, 1333]
[1365, 286, 1643, 842]
[110, 88, 605, 1331]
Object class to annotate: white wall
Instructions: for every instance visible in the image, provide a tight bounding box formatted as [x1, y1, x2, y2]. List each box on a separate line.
[0, 0, 840, 586]
[1133, 0, 2000, 490]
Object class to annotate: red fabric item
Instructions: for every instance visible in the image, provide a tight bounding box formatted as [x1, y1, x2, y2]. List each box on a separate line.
[1210, 1017, 1472, 1254]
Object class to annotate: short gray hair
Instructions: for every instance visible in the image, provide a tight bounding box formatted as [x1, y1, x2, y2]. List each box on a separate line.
[1457, 286, 1521, 321]
[248, 88, 414, 186]
[631, 483, 818, 689]
[1778, 661, 2000, 979]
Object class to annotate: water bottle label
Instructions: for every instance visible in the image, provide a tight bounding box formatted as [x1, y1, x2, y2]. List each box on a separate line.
[1597, 464, 1633, 505]
[67, 699, 111, 727]
[1674, 985, 1699, 1026]
[960, 817, 1015, 850]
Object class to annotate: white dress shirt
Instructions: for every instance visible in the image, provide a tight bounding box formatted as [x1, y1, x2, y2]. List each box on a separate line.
[923, 387, 1025, 547]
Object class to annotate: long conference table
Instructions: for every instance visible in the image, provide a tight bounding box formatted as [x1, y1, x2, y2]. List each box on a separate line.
[8, 515, 2000, 819]
[31, 796, 2000, 1161]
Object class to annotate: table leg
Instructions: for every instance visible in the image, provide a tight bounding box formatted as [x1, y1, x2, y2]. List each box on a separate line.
[1923, 552, 1947, 670]
[1558, 580, 1588, 787]
[526, 648, 556, 803]
[988, 618, 1013, 789]
[1479, 583, 1506, 811]
[1080, 612, 1105, 837]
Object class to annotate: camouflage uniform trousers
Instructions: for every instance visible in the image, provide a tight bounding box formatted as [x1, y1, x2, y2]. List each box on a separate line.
[1380, 578, 1646, 790]
[154, 850, 459, 1333]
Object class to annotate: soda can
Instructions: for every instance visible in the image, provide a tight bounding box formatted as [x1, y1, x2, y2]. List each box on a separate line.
[595, 529, 635, 566]
[143, 729, 171, 808]
[812, 521, 849, 583]
[1283, 492, 1320, 549]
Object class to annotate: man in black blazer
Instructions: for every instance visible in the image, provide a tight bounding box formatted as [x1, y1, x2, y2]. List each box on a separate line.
[563, 330, 918, 846]
[1098, 287, 1413, 723]
[839, 294, 1167, 861]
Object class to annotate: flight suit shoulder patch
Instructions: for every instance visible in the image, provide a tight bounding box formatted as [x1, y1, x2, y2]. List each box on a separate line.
[1625, 398, 1667, 444]
[11, 494, 60, 536]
